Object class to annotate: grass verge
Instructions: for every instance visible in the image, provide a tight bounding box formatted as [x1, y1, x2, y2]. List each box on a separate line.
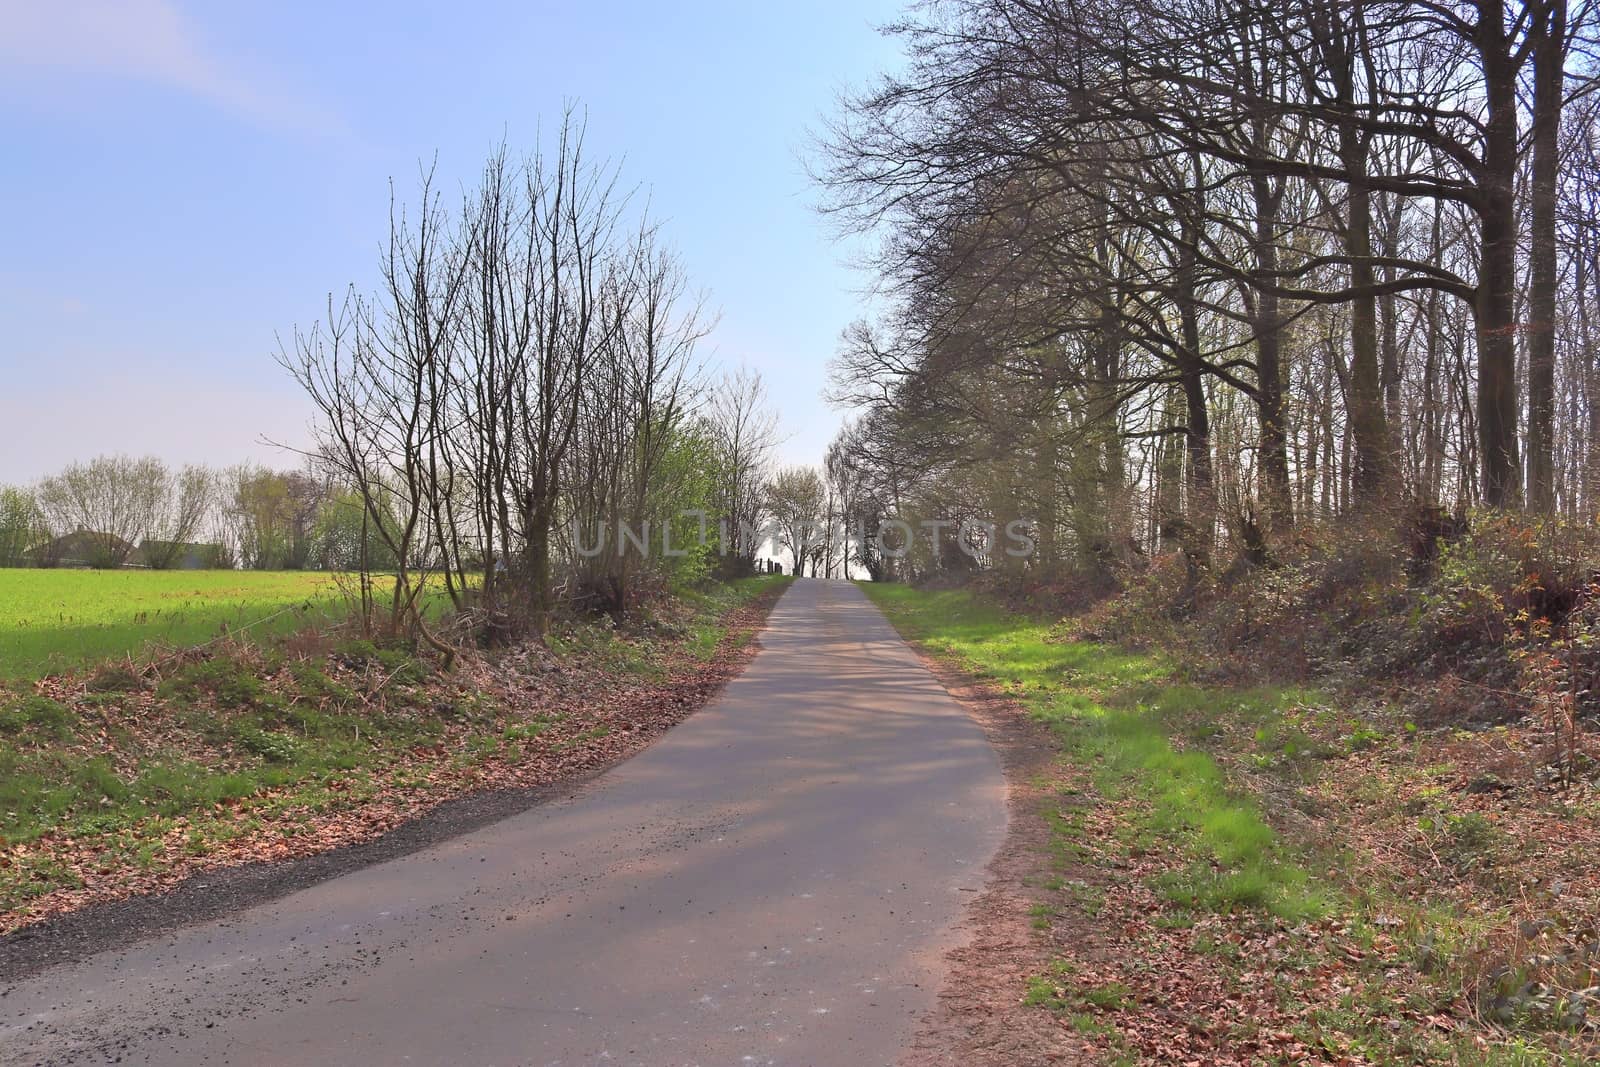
[863, 581, 1600, 1065]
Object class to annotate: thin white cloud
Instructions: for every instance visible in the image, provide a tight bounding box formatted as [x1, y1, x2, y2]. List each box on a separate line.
[0, 0, 333, 132]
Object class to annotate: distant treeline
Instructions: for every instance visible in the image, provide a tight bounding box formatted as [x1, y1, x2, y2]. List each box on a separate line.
[0, 457, 406, 572]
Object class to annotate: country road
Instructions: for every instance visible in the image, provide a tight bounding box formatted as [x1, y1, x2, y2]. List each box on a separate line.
[1, 580, 1008, 1067]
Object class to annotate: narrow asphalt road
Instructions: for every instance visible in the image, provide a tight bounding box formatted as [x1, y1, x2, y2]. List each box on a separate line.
[1, 580, 1007, 1067]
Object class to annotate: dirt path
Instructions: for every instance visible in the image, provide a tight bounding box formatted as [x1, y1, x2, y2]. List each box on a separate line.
[1, 580, 1007, 1067]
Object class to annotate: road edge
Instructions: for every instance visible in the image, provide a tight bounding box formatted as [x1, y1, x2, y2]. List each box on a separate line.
[0, 582, 793, 983]
[886, 634, 1094, 1066]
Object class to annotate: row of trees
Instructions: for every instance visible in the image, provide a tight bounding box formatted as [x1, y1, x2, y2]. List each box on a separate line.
[817, 0, 1600, 580]
[0, 457, 407, 571]
[279, 116, 785, 643]
[2, 378, 788, 588]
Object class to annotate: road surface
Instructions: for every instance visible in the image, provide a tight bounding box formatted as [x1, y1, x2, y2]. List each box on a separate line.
[1, 580, 1007, 1066]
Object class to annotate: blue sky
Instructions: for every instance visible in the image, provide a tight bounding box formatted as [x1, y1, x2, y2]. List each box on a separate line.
[0, 0, 902, 485]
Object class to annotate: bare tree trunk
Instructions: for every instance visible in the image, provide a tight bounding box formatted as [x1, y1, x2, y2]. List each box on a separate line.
[1346, 158, 1390, 501]
[1526, 0, 1567, 511]
[1177, 182, 1215, 561]
[1476, 3, 1524, 508]
[1251, 172, 1293, 529]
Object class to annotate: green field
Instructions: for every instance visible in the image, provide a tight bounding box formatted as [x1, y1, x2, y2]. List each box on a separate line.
[0, 570, 352, 679]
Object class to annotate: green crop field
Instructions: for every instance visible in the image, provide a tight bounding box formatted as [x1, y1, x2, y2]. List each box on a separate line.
[0, 570, 353, 679]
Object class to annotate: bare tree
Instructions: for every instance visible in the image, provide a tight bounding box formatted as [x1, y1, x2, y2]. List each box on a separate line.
[36, 456, 171, 568]
[767, 466, 827, 576]
[281, 113, 742, 653]
[705, 366, 781, 573]
[0, 486, 44, 567]
[141, 465, 216, 569]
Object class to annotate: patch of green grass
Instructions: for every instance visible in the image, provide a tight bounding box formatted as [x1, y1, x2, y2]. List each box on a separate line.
[550, 624, 664, 678]
[0, 569, 355, 680]
[550, 574, 792, 675]
[674, 573, 793, 614]
[231, 725, 303, 764]
[334, 639, 432, 686]
[502, 719, 551, 744]
[1022, 974, 1068, 1009]
[862, 581, 1328, 922]
[685, 622, 723, 660]
[1022, 965, 1129, 1037]
[0, 695, 75, 738]
[0, 691, 442, 848]
[0, 651, 443, 848]
[287, 660, 358, 708]
[158, 657, 277, 709]
[1081, 980, 1131, 1009]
